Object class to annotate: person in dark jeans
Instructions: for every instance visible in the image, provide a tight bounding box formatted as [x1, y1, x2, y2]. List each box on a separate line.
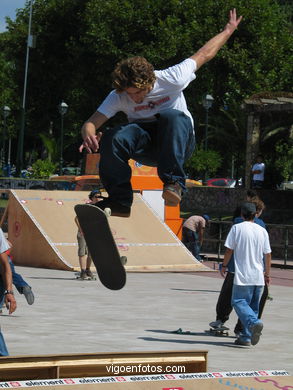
[79, 10, 242, 217]
[209, 199, 269, 335]
[182, 214, 210, 260]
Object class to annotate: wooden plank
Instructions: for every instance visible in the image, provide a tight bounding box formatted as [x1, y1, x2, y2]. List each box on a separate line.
[0, 350, 208, 381]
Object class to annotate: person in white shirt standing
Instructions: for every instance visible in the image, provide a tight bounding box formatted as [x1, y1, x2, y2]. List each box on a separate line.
[252, 155, 265, 189]
[221, 202, 271, 347]
[80, 9, 242, 217]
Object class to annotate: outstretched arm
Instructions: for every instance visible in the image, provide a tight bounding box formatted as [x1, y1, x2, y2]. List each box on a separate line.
[79, 111, 108, 153]
[190, 8, 242, 70]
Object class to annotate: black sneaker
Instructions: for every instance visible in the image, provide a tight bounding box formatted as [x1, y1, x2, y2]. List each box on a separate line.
[234, 338, 251, 346]
[250, 321, 263, 346]
[80, 270, 87, 280]
[93, 199, 131, 217]
[85, 269, 95, 279]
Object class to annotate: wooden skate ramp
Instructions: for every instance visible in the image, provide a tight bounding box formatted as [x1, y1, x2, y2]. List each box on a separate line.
[0, 351, 290, 390]
[7, 190, 208, 272]
[0, 352, 290, 389]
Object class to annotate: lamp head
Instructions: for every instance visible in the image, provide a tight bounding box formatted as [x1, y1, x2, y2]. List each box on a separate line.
[58, 101, 68, 116]
[3, 106, 11, 118]
[202, 94, 214, 110]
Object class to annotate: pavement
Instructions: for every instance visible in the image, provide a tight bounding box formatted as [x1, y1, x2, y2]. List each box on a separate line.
[1, 262, 292, 374]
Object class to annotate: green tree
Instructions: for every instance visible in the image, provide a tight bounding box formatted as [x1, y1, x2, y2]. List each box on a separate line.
[184, 148, 222, 180]
[0, 0, 292, 171]
[275, 140, 293, 182]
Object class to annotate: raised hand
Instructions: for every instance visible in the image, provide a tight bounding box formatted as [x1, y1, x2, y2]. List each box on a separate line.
[224, 8, 243, 35]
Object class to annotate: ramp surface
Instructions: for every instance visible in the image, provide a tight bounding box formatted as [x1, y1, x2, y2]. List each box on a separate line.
[7, 190, 208, 272]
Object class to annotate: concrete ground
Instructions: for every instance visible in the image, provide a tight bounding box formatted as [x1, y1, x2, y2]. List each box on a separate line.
[1, 263, 292, 374]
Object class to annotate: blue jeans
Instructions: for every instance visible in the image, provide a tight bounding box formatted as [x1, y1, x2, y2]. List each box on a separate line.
[182, 227, 201, 260]
[99, 109, 195, 207]
[231, 284, 263, 342]
[0, 331, 8, 356]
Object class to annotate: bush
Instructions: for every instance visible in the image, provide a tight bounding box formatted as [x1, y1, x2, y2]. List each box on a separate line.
[30, 159, 57, 179]
[185, 148, 222, 180]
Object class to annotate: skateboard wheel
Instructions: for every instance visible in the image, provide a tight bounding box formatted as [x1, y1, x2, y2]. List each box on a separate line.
[104, 208, 111, 217]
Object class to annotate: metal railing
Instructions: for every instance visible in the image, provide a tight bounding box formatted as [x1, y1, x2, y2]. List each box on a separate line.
[203, 220, 293, 267]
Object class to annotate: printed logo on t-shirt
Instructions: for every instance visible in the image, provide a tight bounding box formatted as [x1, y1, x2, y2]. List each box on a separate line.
[134, 96, 170, 112]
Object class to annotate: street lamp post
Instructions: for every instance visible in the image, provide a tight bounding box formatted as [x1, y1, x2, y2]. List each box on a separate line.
[58, 101, 68, 175]
[202, 93, 214, 151]
[17, 0, 35, 175]
[2, 106, 11, 175]
[202, 94, 214, 182]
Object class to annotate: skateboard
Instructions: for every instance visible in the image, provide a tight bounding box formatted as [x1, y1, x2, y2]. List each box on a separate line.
[205, 325, 229, 336]
[74, 204, 127, 290]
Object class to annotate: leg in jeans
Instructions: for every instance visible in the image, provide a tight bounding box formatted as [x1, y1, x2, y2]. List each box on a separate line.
[232, 285, 263, 342]
[216, 272, 234, 324]
[99, 109, 195, 207]
[99, 123, 151, 207]
[155, 109, 195, 191]
[182, 227, 200, 259]
[258, 282, 268, 318]
[9, 258, 30, 294]
[234, 282, 268, 333]
[0, 332, 8, 356]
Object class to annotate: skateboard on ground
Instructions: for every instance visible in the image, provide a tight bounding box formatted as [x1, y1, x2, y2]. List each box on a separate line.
[74, 204, 127, 290]
[205, 325, 229, 336]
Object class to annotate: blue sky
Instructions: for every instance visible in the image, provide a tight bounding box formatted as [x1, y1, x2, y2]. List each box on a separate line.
[0, 0, 27, 32]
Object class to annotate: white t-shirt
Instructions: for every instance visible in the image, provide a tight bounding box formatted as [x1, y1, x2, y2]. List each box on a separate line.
[252, 162, 265, 181]
[97, 58, 197, 127]
[0, 228, 9, 254]
[225, 221, 271, 286]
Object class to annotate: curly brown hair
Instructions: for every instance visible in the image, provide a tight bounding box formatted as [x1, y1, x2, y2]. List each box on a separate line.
[252, 199, 265, 214]
[112, 56, 156, 92]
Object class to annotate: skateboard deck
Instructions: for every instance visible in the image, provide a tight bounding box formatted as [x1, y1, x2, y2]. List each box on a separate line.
[206, 326, 229, 336]
[74, 204, 126, 290]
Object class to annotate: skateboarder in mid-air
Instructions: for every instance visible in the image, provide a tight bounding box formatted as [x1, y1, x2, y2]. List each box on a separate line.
[79, 9, 242, 218]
